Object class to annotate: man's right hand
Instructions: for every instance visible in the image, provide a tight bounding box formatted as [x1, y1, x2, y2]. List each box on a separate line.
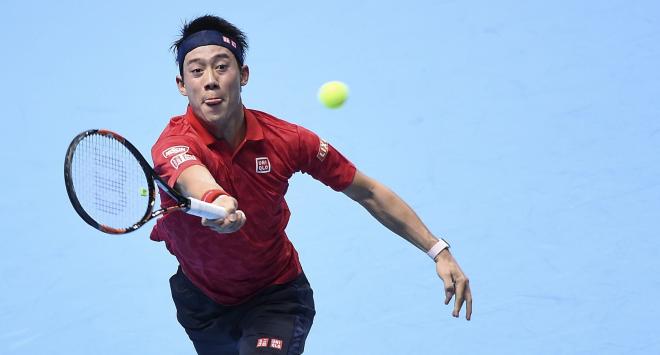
[174, 165, 247, 233]
[201, 195, 246, 233]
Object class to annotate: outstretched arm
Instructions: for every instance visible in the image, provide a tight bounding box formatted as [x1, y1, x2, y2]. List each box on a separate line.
[342, 170, 472, 320]
[176, 165, 246, 233]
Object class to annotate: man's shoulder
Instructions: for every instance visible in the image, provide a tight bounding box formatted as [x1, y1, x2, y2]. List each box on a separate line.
[153, 114, 196, 144]
[151, 114, 200, 159]
[248, 108, 300, 134]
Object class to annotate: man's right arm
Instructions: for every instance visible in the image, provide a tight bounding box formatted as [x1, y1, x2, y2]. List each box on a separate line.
[176, 165, 246, 233]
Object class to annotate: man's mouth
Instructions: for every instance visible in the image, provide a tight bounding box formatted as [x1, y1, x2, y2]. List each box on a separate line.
[205, 98, 223, 105]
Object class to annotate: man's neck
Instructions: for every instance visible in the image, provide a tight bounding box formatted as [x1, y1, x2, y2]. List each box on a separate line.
[210, 106, 246, 152]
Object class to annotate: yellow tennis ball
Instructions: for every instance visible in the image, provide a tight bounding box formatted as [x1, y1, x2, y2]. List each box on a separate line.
[318, 81, 349, 109]
[139, 187, 148, 197]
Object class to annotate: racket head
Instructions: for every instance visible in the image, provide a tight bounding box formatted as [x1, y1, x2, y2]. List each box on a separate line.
[64, 129, 157, 234]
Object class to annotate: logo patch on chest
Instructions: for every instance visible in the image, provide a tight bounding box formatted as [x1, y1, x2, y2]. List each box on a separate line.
[255, 157, 271, 173]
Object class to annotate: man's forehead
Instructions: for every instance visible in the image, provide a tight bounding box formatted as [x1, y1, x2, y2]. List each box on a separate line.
[184, 45, 234, 64]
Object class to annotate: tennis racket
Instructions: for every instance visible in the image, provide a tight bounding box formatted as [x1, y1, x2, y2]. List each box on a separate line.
[64, 129, 227, 234]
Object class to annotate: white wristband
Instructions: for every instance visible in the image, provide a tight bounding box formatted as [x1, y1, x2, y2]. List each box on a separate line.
[426, 239, 450, 261]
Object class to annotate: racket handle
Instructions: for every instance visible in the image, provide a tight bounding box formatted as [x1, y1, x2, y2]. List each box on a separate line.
[187, 198, 228, 220]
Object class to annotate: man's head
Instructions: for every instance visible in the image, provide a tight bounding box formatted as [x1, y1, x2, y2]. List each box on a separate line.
[172, 15, 250, 129]
[172, 15, 248, 77]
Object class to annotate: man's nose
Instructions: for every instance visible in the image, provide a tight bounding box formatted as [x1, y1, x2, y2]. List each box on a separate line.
[203, 69, 219, 90]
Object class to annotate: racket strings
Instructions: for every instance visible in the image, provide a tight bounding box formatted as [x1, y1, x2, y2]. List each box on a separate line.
[71, 133, 151, 230]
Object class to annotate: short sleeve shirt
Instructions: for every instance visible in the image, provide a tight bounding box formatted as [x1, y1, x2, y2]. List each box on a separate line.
[150, 106, 356, 305]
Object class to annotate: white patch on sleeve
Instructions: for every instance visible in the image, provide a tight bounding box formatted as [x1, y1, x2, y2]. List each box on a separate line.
[317, 139, 329, 161]
[162, 145, 190, 158]
[170, 153, 197, 169]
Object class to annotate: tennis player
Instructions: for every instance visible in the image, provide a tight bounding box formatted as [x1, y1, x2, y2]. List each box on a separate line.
[150, 15, 472, 355]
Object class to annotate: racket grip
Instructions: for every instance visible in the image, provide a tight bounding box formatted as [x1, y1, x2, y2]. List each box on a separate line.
[187, 198, 228, 220]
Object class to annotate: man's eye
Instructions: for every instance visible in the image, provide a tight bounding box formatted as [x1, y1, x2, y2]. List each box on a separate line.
[191, 68, 203, 75]
[216, 64, 227, 71]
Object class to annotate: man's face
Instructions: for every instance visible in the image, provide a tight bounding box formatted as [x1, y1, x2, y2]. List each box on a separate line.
[177, 45, 249, 127]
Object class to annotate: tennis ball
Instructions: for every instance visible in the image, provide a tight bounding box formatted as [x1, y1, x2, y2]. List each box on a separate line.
[139, 187, 148, 197]
[318, 81, 349, 109]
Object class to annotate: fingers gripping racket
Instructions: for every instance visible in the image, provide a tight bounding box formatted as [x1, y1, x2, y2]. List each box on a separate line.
[64, 129, 226, 234]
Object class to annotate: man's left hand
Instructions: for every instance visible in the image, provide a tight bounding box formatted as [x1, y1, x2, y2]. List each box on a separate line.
[435, 249, 472, 320]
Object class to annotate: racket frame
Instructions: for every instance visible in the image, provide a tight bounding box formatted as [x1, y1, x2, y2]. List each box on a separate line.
[64, 129, 203, 234]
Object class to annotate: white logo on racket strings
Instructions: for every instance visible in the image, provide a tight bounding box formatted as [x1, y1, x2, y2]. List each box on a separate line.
[255, 157, 271, 173]
[162, 145, 190, 158]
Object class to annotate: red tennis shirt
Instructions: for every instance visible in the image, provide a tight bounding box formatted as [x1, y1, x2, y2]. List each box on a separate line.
[150, 106, 356, 305]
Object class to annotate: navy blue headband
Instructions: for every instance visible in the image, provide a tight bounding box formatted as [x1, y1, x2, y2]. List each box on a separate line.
[177, 30, 243, 68]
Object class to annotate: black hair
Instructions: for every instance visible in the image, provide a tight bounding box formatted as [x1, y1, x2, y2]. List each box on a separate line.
[171, 15, 249, 75]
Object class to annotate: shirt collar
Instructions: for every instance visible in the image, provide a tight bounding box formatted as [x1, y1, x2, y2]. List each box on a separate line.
[185, 105, 264, 146]
[244, 108, 264, 142]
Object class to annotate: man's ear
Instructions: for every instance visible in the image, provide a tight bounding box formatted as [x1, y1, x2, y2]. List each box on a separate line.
[240, 65, 250, 86]
[176, 75, 187, 96]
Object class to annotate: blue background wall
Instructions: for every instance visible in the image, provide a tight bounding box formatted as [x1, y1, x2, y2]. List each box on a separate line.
[1, 1, 658, 354]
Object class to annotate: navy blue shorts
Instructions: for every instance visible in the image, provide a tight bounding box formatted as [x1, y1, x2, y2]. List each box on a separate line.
[169, 267, 316, 355]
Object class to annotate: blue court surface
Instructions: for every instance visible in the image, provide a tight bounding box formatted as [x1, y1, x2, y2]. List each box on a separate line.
[1, 1, 658, 354]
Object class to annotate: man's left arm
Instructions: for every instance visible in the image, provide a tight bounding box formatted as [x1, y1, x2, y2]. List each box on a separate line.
[342, 170, 473, 320]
